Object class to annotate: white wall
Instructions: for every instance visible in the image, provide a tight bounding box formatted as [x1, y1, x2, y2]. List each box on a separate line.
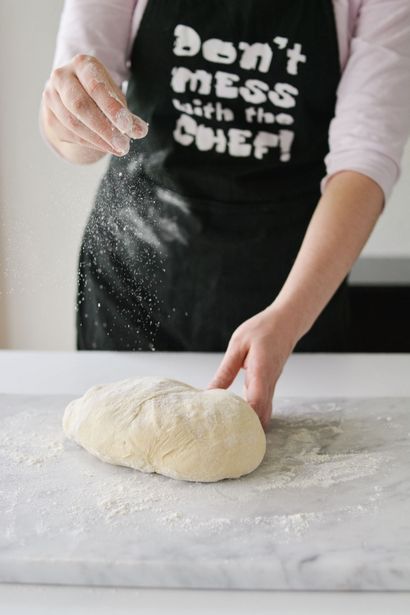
[0, 0, 105, 350]
[0, 0, 409, 350]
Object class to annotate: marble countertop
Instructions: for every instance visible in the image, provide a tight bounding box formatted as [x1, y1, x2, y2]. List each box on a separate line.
[1, 392, 410, 591]
[1, 351, 410, 613]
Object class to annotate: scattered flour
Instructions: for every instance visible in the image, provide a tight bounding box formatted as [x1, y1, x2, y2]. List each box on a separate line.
[0, 397, 394, 542]
[0, 410, 64, 466]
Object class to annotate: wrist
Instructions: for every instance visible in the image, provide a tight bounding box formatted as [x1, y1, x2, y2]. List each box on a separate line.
[265, 296, 313, 346]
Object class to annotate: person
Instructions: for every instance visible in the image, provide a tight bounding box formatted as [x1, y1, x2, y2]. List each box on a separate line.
[41, 0, 410, 429]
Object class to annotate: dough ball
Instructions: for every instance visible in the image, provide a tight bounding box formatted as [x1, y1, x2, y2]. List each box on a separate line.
[63, 377, 266, 482]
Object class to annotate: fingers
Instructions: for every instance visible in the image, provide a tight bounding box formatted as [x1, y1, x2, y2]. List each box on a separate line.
[43, 89, 121, 156]
[76, 55, 148, 139]
[208, 338, 246, 390]
[57, 72, 131, 155]
[246, 383, 274, 431]
[44, 55, 149, 157]
[244, 355, 275, 431]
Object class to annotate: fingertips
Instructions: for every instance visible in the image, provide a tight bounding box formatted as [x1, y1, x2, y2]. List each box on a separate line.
[112, 133, 130, 156]
[131, 114, 149, 139]
[208, 363, 234, 389]
[244, 372, 273, 430]
[244, 379, 266, 412]
[208, 373, 232, 390]
[247, 397, 272, 432]
[115, 107, 134, 134]
[114, 107, 149, 139]
[261, 403, 273, 432]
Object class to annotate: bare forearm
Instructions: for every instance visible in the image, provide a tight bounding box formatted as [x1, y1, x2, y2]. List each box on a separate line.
[271, 171, 384, 342]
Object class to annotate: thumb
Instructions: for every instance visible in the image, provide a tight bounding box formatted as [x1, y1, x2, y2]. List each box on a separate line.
[208, 342, 246, 390]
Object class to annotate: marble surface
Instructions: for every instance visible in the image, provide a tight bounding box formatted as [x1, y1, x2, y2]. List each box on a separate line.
[1, 393, 410, 591]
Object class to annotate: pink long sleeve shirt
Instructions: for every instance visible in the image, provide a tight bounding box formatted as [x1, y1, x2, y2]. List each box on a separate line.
[53, 0, 410, 202]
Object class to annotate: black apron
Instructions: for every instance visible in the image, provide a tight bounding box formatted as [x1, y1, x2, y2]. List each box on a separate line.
[77, 0, 349, 352]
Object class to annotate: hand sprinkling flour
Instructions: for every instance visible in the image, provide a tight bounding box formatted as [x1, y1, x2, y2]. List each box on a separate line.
[41, 54, 148, 162]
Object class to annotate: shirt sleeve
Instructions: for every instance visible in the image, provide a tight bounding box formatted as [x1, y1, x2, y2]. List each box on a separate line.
[53, 0, 138, 86]
[321, 0, 410, 203]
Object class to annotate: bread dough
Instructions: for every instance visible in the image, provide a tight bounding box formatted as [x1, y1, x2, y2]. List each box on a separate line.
[63, 377, 266, 482]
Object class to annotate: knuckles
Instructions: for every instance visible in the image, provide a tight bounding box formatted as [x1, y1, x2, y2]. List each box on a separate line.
[50, 66, 65, 85]
[41, 86, 52, 104]
[72, 53, 93, 69]
[229, 330, 243, 347]
[71, 96, 88, 116]
[50, 53, 95, 87]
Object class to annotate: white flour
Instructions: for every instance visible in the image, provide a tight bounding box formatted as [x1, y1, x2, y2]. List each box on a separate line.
[85, 420, 385, 535]
[0, 411, 64, 466]
[0, 398, 392, 540]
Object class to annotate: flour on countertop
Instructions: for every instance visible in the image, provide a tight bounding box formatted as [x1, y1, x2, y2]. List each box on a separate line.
[0, 410, 64, 466]
[0, 396, 398, 542]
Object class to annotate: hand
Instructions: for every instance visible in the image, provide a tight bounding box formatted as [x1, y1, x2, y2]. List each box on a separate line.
[41, 54, 148, 158]
[208, 305, 299, 430]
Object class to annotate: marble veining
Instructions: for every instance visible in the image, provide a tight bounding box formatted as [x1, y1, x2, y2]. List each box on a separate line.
[0, 394, 409, 590]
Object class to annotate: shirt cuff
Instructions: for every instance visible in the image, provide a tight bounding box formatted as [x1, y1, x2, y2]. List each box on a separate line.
[321, 149, 400, 206]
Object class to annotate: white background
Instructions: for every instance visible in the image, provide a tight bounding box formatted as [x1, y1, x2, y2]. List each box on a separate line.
[0, 0, 409, 351]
